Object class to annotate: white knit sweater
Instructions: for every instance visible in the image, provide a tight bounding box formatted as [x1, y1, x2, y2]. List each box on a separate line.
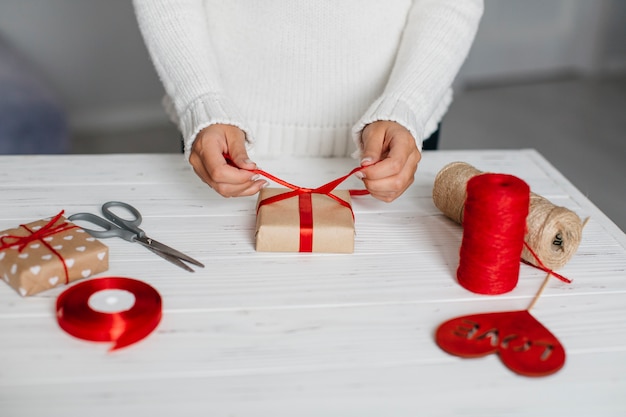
[133, 0, 483, 159]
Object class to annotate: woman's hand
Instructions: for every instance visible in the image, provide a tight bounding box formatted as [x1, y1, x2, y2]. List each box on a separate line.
[357, 121, 421, 202]
[188, 124, 267, 197]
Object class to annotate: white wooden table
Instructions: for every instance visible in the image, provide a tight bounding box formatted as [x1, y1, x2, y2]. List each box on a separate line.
[1, 150, 625, 417]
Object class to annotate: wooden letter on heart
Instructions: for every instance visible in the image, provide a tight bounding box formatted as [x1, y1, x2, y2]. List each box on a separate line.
[435, 310, 565, 377]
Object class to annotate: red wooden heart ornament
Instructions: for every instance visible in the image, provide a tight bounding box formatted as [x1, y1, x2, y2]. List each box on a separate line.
[435, 310, 565, 377]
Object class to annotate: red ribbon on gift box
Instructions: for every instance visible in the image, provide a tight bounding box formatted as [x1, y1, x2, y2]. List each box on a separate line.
[0, 211, 78, 284]
[225, 155, 368, 252]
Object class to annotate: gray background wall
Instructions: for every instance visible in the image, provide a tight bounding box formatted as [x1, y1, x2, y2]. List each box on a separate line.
[0, 0, 624, 132]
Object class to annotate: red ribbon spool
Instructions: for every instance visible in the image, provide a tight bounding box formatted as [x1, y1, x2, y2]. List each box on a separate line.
[56, 277, 162, 351]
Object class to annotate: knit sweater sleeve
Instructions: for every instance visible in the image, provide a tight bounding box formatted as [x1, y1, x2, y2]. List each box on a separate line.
[132, 0, 251, 159]
[352, 0, 484, 151]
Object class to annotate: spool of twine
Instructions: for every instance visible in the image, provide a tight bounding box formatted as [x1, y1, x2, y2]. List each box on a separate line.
[457, 174, 530, 294]
[433, 161, 583, 270]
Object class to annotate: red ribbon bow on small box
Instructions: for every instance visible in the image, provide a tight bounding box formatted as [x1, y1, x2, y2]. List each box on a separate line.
[225, 155, 368, 253]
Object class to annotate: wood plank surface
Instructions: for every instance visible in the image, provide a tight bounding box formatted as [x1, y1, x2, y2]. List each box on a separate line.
[1, 149, 625, 417]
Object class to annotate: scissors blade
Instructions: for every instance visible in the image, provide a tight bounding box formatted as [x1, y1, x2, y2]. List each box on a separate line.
[136, 236, 205, 268]
[135, 240, 195, 272]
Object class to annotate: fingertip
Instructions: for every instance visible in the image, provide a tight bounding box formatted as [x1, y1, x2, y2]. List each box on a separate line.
[247, 180, 269, 196]
[360, 156, 374, 167]
[242, 158, 257, 169]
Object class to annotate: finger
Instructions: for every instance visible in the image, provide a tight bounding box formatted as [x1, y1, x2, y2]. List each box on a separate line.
[225, 132, 256, 170]
[361, 138, 413, 180]
[204, 143, 257, 186]
[237, 179, 269, 197]
[192, 154, 267, 197]
[363, 147, 420, 202]
[189, 151, 214, 187]
[366, 176, 415, 202]
[191, 135, 261, 197]
[214, 178, 268, 198]
[364, 168, 414, 202]
[359, 126, 385, 167]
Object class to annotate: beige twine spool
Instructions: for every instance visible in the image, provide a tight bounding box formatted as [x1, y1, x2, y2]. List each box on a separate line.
[432, 161, 583, 270]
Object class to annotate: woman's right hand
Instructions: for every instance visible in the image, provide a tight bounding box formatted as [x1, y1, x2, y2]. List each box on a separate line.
[188, 124, 267, 197]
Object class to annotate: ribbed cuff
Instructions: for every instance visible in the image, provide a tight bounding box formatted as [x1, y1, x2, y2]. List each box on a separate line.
[178, 94, 253, 161]
[351, 96, 424, 157]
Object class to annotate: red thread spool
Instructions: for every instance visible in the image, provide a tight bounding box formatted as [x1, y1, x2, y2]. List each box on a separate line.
[56, 277, 162, 351]
[457, 174, 530, 295]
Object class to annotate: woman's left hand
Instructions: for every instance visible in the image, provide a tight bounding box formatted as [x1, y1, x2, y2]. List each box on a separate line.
[357, 121, 421, 202]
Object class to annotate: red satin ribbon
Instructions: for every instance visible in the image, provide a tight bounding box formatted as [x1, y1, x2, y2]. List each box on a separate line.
[299, 193, 314, 252]
[225, 155, 368, 252]
[0, 211, 77, 284]
[56, 277, 162, 351]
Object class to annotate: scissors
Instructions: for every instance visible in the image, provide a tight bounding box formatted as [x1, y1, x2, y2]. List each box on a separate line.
[68, 201, 204, 273]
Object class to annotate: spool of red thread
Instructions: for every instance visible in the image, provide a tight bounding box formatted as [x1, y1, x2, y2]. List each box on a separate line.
[457, 173, 530, 295]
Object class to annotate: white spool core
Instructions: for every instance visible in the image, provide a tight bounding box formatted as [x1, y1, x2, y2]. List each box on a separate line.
[88, 289, 136, 313]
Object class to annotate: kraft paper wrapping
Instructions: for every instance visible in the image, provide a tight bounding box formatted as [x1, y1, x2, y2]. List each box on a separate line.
[255, 188, 355, 253]
[0, 216, 109, 296]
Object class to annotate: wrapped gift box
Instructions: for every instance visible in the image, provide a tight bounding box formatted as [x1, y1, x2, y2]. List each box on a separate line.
[0, 214, 109, 296]
[255, 188, 355, 253]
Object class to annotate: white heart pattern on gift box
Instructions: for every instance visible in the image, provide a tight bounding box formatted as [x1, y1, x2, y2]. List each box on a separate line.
[2, 218, 109, 296]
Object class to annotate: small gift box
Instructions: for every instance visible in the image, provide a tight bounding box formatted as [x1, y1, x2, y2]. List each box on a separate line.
[255, 188, 355, 253]
[0, 212, 109, 296]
